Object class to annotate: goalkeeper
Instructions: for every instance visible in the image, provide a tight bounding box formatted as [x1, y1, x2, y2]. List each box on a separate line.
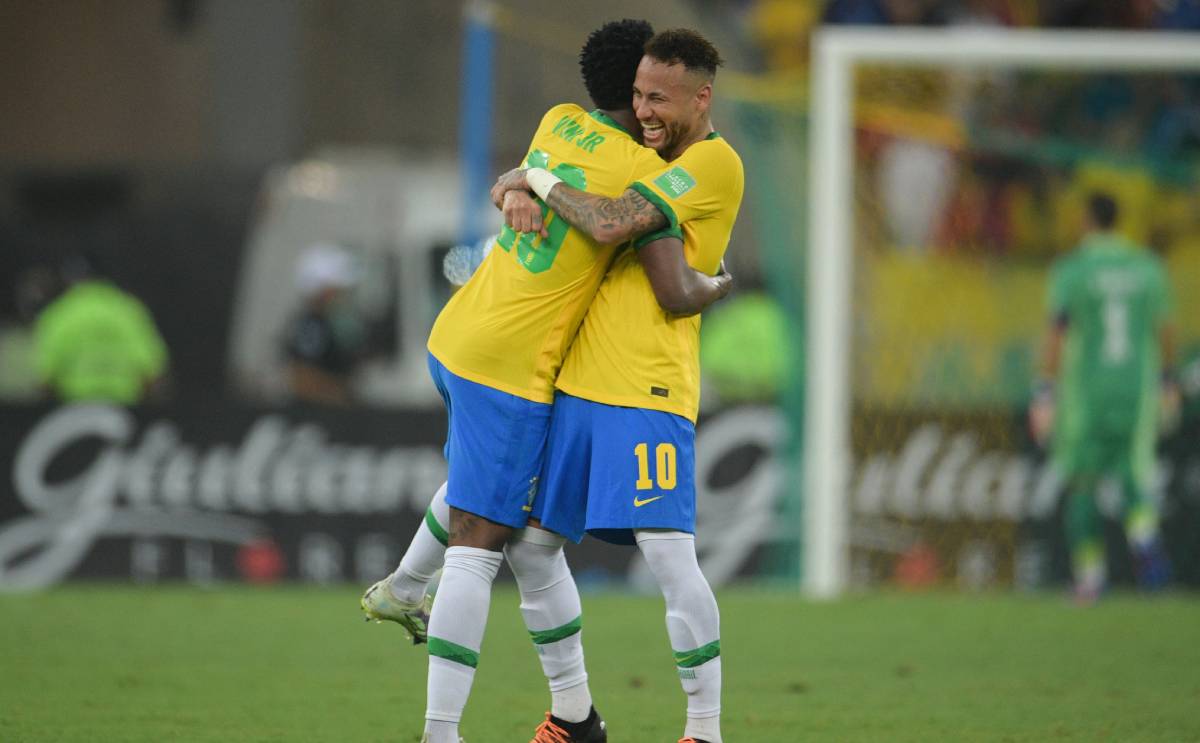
[1030, 192, 1178, 602]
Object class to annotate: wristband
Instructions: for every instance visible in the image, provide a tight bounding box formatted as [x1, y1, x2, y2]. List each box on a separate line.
[525, 167, 562, 201]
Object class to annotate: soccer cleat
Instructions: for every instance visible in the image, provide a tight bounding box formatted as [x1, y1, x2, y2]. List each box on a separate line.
[529, 708, 607, 742]
[1133, 539, 1172, 591]
[360, 577, 431, 644]
[679, 739, 712, 743]
[1072, 582, 1103, 607]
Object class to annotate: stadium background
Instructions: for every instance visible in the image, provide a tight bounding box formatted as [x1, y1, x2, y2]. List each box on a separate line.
[1, 2, 1200, 740]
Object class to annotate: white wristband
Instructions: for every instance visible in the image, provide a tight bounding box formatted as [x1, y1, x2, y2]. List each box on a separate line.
[525, 167, 562, 201]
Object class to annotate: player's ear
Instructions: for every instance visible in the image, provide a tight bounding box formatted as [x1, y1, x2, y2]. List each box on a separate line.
[694, 81, 712, 114]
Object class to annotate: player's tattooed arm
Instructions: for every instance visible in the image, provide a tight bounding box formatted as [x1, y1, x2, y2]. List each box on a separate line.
[490, 167, 669, 246]
[543, 186, 669, 247]
[491, 167, 530, 209]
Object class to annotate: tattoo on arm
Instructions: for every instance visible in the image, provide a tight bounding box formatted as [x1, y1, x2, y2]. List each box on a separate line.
[544, 186, 669, 245]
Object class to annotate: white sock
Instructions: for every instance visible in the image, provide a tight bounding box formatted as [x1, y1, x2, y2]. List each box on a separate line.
[389, 482, 450, 605]
[637, 530, 722, 743]
[684, 709, 723, 743]
[505, 526, 591, 722]
[425, 545, 502, 731]
[422, 718, 460, 743]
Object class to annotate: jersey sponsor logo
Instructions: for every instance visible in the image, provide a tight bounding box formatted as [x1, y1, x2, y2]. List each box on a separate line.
[633, 495, 665, 507]
[654, 166, 695, 198]
[650, 386, 670, 398]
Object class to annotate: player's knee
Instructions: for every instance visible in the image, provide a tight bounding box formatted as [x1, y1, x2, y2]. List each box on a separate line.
[504, 526, 568, 592]
[448, 507, 512, 551]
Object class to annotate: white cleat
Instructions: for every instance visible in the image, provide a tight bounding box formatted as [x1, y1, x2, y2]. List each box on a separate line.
[360, 577, 432, 645]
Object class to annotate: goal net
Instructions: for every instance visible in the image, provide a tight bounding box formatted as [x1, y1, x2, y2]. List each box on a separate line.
[806, 29, 1200, 596]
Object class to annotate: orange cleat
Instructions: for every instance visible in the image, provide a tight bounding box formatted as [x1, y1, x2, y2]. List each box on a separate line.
[529, 708, 607, 742]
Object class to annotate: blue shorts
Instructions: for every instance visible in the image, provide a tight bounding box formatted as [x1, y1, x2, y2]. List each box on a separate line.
[532, 391, 696, 545]
[427, 353, 552, 529]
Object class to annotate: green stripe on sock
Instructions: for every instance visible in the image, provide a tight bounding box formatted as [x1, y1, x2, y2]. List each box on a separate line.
[528, 615, 582, 645]
[425, 507, 449, 547]
[673, 639, 721, 669]
[428, 637, 479, 668]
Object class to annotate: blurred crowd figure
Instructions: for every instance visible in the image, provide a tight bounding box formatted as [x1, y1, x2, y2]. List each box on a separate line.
[818, 0, 1200, 29]
[30, 255, 169, 405]
[740, 0, 1200, 260]
[282, 243, 369, 406]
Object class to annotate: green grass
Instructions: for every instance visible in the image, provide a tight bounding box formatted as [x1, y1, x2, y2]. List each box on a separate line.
[1, 586, 1198, 742]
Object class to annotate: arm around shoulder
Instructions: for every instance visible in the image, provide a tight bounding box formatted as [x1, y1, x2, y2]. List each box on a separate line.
[637, 237, 731, 317]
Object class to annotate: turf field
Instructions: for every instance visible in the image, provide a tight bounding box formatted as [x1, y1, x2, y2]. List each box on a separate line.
[1, 586, 1198, 742]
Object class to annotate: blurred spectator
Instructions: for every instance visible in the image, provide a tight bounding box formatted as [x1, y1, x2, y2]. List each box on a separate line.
[700, 292, 791, 403]
[1148, 0, 1200, 29]
[823, 0, 947, 25]
[33, 256, 169, 405]
[946, 0, 1016, 26]
[0, 266, 61, 400]
[878, 138, 956, 249]
[1042, 0, 1137, 28]
[748, 0, 820, 71]
[283, 243, 368, 406]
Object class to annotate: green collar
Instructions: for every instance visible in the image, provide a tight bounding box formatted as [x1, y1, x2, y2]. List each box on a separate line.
[705, 131, 721, 140]
[589, 109, 633, 137]
[1081, 232, 1135, 253]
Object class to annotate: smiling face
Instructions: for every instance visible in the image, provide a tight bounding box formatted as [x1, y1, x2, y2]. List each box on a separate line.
[631, 55, 712, 161]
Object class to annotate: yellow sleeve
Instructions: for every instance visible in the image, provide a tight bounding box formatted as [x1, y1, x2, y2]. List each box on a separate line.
[628, 139, 742, 248]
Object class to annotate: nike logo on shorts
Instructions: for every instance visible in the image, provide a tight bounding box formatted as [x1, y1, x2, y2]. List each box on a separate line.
[633, 495, 664, 507]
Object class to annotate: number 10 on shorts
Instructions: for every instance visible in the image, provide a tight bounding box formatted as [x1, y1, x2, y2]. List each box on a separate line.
[634, 442, 677, 491]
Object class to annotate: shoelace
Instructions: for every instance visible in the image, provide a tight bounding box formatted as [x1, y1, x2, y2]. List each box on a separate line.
[531, 713, 573, 743]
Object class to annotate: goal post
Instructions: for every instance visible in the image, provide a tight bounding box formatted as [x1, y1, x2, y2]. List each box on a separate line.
[805, 28, 1200, 598]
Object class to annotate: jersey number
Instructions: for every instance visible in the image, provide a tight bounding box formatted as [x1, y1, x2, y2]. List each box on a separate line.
[1102, 297, 1130, 364]
[495, 149, 587, 274]
[634, 442, 677, 491]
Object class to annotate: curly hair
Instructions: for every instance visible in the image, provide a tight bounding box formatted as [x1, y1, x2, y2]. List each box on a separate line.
[579, 19, 655, 111]
[643, 28, 724, 79]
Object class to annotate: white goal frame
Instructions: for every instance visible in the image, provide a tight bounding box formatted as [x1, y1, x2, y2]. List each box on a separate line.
[805, 28, 1200, 598]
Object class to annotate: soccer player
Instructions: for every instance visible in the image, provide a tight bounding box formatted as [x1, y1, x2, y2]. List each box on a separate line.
[360, 20, 731, 743]
[1030, 192, 1178, 604]
[492, 29, 742, 743]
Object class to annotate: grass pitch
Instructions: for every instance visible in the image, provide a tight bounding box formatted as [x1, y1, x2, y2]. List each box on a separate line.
[1, 586, 1198, 742]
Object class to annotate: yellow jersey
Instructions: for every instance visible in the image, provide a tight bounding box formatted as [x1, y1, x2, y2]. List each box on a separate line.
[555, 133, 744, 422]
[427, 103, 666, 402]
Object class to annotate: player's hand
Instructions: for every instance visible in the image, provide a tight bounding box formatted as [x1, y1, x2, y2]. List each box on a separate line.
[503, 190, 548, 238]
[490, 168, 530, 209]
[714, 261, 733, 299]
[1160, 379, 1182, 435]
[1029, 396, 1055, 448]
